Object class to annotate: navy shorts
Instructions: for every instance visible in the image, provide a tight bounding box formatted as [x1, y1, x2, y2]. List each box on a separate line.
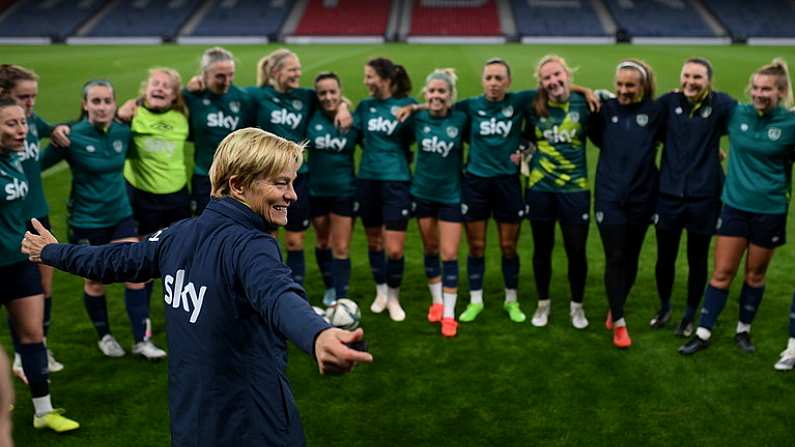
[461, 172, 525, 223]
[412, 196, 464, 223]
[191, 174, 212, 216]
[69, 216, 139, 246]
[355, 179, 411, 231]
[310, 195, 355, 218]
[126, 182, 191, 236]
[655, 194, 721, 235]
[0, 260, 43, 303]
[286, 172, 311, 232]
[526, 189, 590, 225]
[716, 204, 786, 249]
[595, 200, 655, 226]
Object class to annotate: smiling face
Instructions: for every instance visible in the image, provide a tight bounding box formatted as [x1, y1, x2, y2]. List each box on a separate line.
[240, 164, 298, 227]
[539, 60, 570, 102]
[615, 68, 643, 105]
[680, 62, 710, 102]
[274, 55, 301, 91]
[83, 85, 116, 128]
[751, 73, 782, 113]
[364, 65, 391, 99]
[8, 79, 37, 117]
[424, 78, 452, 114]
[205, 60, 235, 95]
[482, 63, 511, 102]
[144, 71, 177, 111]
[0, 105, 28, 153]
[315, 77, 341, 113]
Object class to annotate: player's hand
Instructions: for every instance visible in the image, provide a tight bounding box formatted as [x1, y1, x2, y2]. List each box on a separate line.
[315, 327, 373, 375]
[584, 88, 601, 113]
[719, 148, 727, 161]
[395, 105, 415, 123]
[334, 102, 353, 130]
[117, 99, 138, 122]
[510, 151, 521, 166]
[50, 125, 71, 147]
[187, 75, 205, 93]
[20, 218, 58, 264]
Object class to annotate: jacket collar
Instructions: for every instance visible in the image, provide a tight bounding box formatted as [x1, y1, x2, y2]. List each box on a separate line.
[205, 197, 278, 233]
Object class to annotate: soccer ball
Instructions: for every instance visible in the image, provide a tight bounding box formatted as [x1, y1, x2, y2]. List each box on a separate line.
[325, 298, 361, 330]
[312, 306, 331, 324]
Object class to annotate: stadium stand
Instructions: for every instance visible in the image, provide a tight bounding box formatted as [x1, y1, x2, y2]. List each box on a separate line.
[0, 0, 105, 41]
[292, 0, 392, 39]
[511, 0, 610, 39]
[84, 0, 202, 39]
[408, 0, 502, 39]
[602, 0, 716, 38]
[703, 0, 795, 40]
[187, 0, 291, 39]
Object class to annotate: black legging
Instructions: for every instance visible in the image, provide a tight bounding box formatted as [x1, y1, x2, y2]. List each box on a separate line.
[531, 220, 588, 303]
[598, 222, 649, 321]
[655, 227, 711, 313]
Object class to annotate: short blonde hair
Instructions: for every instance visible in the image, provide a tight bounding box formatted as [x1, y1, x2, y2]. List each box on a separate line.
[210, 128, 304, 198]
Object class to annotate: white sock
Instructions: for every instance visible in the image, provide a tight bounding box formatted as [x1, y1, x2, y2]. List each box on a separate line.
[736, 321, 751, 334]
[443, 292, 457, 319]
[696, 327, 712, 340]
[470, 289, 483, 305]
[537, 299, 550, 309]
[376, 283, 387, 298]
[387, 287, 400, 301]
[570, 301, 582, 311]
[614, 317, 626, 328]
[429, 282, 443, 304]
[787, 338, 795, 352]
[33, 395, 53, 417]
[504, 288, 517, 303]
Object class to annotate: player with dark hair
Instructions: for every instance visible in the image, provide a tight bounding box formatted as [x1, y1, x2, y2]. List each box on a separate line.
[358, 57, 416, 321]
[679, 58, 795, 356]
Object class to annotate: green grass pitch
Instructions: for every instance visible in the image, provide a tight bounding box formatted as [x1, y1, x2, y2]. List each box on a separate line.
[2, 43, 795, 446]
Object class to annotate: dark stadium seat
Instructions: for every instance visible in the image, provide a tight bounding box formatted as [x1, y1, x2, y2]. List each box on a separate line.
[0, 0, 104, 38]
[86, 0, 202, 38]
[602, 0, 714, 37]
[409, 0, 501, 36]
[190, 0, 291, 37]
[293, 0, 391, 36]
[511, 0, 608, 37]
[703, 0, 795, 38]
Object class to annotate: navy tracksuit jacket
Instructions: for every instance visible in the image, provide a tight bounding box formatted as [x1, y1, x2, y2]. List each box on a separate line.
[42, 197, 331, 446]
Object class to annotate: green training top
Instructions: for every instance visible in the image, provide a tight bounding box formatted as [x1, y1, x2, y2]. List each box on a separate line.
[527, 91, 592, 192]
[0, 152, 29, 266]
[722, 104, 795, 214]
[247, 85, 315, 174]
[41, 119, 132, 229]
[456, 90, 534, 177]
[306, 111, 359, 198]
[408, 109, 468, 204]
[23, 113, 52, 219]
[123, 106, 189, 194]
[183, 85, 254, 176]
[355, 96, 417, 181]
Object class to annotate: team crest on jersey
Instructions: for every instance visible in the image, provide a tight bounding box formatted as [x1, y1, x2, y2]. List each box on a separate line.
[675, 107, 683, 115]
[292, 100, 303, 111]
[447, 127, 458, 138]
[229, 101, 240, 113]
[740, 123, 749, 132]
[203, 99, 210, 106]
[636, 114, 648, 127]
[315, 124, 323, 131]
[390, 106, 400, 116]
[86, 145, 96, 153]
[568, 112, 580, 123]
[113, 140, 123, 153]
[502, 106, 513, 117]
[611, 116, 618, 124]
[768, 127, 782, 141]
[423, 126, 431, 134]
[701, 106, 712, 118]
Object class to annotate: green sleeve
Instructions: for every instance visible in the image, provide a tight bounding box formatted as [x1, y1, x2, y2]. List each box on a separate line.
[40, 143, 66, 171]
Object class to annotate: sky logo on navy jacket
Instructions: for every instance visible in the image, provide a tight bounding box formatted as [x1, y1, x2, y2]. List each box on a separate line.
[164, 269, 206, 324]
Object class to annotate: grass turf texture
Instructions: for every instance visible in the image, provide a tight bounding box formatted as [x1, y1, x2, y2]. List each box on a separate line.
[2, 43, 794, 446]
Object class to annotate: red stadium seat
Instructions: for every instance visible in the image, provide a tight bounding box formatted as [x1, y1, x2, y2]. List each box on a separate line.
[410, 0, 501, 36]
[294, 0, 392, 36]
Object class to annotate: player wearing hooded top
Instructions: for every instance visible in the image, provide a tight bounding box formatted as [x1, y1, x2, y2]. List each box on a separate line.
[358, 57, 416, 322]
[525, 55, 593, 330]
[42, 80, 166, 360]
[0, 64, 64, 377]
[406, 68, 468, 337]
[679, 59, 795, 357]
[590, 59, 665, 349]
[651, 58, 736, 335]
[183, 47, 254, 215]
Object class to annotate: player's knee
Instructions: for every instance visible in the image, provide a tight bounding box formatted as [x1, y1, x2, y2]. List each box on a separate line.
[84, 281, 105, 296]
[744, 271, 766, 288]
